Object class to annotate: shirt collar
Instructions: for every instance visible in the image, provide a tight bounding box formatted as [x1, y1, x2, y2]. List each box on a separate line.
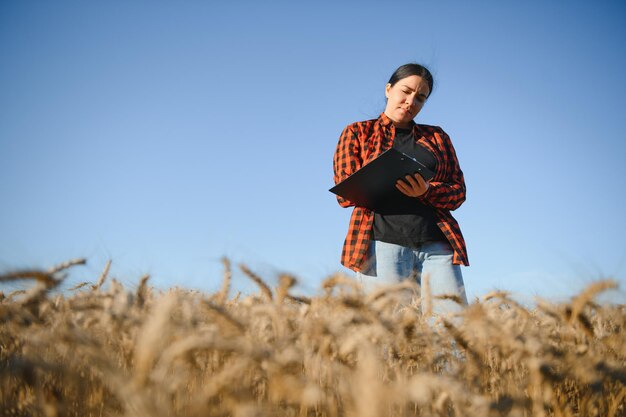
[379, 112, 416, 129]
[379, 112, 393, 126]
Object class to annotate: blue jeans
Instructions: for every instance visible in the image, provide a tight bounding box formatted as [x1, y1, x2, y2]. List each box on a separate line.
[357, 240, 467, 315]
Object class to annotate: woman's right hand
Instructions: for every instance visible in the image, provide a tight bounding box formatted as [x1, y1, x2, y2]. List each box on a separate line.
[396, 173, 429, 197]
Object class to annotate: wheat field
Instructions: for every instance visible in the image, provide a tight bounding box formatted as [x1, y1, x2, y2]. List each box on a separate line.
[1, 259, 624, 417]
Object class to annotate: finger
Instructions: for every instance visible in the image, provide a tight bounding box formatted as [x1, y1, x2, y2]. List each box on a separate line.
[396, 180, 413, 196]
[404, 174, 419, 188]
[413, 173, 425, 186]
[407, 176, 428, 195]
[396, 179, 409, 192]
[396, 184, 414, 197]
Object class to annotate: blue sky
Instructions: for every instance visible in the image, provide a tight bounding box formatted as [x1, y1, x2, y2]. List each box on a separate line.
[1, 1, 625, 303]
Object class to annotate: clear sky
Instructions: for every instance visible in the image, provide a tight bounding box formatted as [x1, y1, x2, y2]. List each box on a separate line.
[1, 1, 625, 303]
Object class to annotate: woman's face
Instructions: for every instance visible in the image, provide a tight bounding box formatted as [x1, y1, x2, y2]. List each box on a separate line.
[384, 75, 430, 127]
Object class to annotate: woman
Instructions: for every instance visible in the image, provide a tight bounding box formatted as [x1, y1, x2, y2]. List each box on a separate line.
[333, 63, 468, 314]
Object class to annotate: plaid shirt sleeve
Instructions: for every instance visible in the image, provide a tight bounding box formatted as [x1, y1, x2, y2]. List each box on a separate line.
[333, 123, 362, 208]
[332, 121, 377, 270]
[419, 129, 466, 211]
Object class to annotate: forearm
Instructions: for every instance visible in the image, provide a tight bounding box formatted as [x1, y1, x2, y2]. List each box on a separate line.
[420, 180, 466, 210]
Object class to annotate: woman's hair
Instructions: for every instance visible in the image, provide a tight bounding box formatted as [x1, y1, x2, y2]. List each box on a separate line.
[388, 63, 434, 97]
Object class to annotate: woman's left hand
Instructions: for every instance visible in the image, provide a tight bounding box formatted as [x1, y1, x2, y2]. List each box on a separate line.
[396, 173, 429, 197]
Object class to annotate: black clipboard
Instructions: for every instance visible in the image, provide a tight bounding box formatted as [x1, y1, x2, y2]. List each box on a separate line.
[329, 148, 435, 211]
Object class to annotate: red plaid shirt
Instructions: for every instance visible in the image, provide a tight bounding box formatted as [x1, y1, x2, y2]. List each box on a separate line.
[333, 113, 469, 271]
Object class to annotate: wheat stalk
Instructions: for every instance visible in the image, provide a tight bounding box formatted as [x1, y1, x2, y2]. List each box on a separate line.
[239, 263, 273, 301]
[1, 258, 624, 417]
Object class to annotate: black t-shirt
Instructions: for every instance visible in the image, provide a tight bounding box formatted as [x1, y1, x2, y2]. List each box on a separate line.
[372, 127, 447, 248]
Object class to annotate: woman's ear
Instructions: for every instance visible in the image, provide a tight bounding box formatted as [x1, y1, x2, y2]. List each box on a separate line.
[385, 83, 391, 99]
